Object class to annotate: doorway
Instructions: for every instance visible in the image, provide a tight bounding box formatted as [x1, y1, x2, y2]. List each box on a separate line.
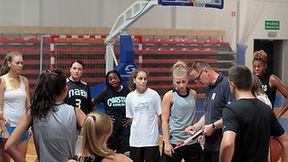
[253, 39, 284, 79]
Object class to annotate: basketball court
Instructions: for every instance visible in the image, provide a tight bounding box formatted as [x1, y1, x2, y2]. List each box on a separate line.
[0, 0, 288, 162]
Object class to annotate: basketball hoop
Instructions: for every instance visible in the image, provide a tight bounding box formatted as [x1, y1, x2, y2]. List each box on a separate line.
[159, 0, 224, 9]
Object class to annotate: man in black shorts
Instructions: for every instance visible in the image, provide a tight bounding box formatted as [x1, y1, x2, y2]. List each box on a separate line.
[220, 65, 288, 162]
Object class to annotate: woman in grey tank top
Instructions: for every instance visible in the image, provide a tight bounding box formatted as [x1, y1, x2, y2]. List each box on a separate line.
[5, 70, 86, 162]
[161, 61, 203, 162]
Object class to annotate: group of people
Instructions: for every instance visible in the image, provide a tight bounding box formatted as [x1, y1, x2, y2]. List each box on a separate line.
[0, 49, 288, 162]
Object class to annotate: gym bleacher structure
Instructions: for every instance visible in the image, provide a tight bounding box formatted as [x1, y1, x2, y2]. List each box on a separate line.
[0, 32, 236, 117]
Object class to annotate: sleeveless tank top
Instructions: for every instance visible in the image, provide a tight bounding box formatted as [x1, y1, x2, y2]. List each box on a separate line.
[260, 72, 276, 106]
[2, 76, 27, 126]
[169, 88, 197, 145]
[32, 104, 77, 162]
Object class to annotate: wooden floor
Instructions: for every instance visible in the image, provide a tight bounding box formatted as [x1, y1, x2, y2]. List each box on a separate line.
[0, 137, 37, 162]
[25, 138, 37, 162]
[22, 136, 281, 162]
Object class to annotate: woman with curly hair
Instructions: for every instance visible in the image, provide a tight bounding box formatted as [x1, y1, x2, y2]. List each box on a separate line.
[92, 70, 131, 155]
[252, 50, 288, 117]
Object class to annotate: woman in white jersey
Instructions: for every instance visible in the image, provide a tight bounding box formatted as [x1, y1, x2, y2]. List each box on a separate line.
[0, 51, 30, 162]
[126, 69, 162, 162]
[161, 61, 203, 162]
[5, 70, 86, 162]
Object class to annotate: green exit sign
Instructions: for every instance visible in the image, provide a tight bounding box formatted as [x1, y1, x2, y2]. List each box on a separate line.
[265, 20, 280, 30]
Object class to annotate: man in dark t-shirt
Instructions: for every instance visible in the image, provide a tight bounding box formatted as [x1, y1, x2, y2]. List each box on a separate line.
[187, 61, 234, 162]
[220, 65, 288, 162]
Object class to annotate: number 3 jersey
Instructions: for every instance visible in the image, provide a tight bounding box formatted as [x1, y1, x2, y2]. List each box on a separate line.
[64, 78, 93, 114]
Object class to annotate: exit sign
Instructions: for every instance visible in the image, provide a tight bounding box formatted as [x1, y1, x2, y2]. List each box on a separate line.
[265, 20, 280, 30]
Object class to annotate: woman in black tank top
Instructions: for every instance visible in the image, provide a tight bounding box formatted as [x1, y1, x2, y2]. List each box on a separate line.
[252, 50, 288, 117]
[71, 155, 104, 162]
[69, 112, 132, 162]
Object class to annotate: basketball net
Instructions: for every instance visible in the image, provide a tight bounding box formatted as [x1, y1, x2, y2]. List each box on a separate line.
[189, 0, 213, 8]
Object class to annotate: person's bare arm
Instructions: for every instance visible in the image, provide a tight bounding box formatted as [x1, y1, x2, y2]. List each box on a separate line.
[0, 77, 5, 119]
[161, 90, 174, 157]
[23, 76, 31, 109]
[185, 115, 205, 133]
[219, 130, 236, 162]
[202, 118, 223, 136]
[0, 77, 9, 138]
[269, 75, 288, 117]
[275, 133, 288, 162]
[213, 119, 223, 129]
[75, 107, 86, 127]
[5, 111, 32, 162]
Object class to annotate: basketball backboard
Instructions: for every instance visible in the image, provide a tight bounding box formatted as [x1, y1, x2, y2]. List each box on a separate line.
[158, 0, 224, 9]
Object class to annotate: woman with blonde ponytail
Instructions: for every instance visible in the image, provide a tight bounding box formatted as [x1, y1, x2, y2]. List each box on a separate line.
[161, 60, 203, 162]
[71, 112, 132, 162]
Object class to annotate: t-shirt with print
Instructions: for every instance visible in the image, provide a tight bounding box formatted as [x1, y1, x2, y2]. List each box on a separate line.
[93, 86, 130, 134]
[126, 88, 161, 147]
[64, 78, 93, 115]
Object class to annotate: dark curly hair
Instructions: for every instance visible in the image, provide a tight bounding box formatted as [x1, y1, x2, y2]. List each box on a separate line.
[253, 50, 268, 63]
[105, 70, 122, 88]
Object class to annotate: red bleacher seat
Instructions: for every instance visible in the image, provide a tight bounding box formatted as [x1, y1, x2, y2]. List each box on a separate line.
[188, 39, 200, 45]
[142, 38, 150, 44]
[0, 49, 7, 54]
[146, 67, 171, 72]
[26, 38, 40, 44]
[21, 48, 39, 54]
[12, 38, 27, 44]
[144, 58, 218, 63]
[55, 58, 105, 64]
[22, 69, 40, 74]
[179, 39, 188, 45]
[7, 48, 19, 52]
[0, 38, 11, 44]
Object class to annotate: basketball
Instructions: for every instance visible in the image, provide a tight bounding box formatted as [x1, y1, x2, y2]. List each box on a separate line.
[270, 137, 282, 162]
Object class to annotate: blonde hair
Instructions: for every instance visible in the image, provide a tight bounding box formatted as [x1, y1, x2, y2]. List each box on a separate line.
[79, 112, 114, 162]
[172, 60, 188, 78]
[0, 51, 22, 75]
[251, 74, 265, 96]
[253, 50, 268, 63]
